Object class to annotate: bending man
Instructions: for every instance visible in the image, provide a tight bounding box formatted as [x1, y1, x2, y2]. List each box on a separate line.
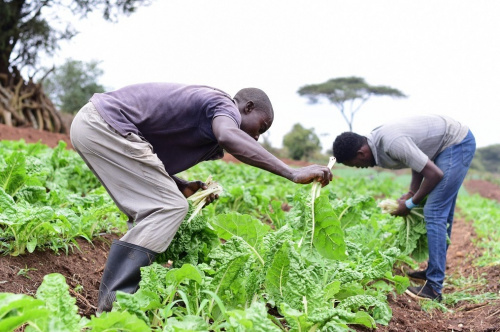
[332, 114, 475, 301]
[70, 82, 333, 313]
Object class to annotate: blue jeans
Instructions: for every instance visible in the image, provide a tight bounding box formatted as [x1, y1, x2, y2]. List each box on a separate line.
[423, 130, 476, 293]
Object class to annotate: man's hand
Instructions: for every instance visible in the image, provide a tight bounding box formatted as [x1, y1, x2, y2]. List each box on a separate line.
[399, 191, 414, 201]
[391, 199, 411, 217]
[179, 180, 219, 205]
[291, 165, 333, 187]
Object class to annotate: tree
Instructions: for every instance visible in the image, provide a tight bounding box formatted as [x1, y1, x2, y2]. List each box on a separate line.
[297, 76, 407, 131]
[0, 0, 149, 133]
[470, 144, 500, 173]
[282, 123, 321, 161]
[44, 59, 105, 114]
[0, 0, 151, 77]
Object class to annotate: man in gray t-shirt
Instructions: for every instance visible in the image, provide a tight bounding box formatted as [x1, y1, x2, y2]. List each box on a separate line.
[70, 82, 333, 314]
[332, 114, 476, 302]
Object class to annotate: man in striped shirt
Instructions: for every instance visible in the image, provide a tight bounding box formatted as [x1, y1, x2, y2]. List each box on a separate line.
[332, 114, 475, 302]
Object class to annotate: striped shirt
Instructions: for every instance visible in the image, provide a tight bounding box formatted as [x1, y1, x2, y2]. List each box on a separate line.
[367, 115, 469, 172]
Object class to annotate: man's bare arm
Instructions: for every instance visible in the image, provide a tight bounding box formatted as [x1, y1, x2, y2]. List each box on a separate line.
[399, 169, 424, 200]
[212, 116, 332, 186]
[412, 160, 443, 204]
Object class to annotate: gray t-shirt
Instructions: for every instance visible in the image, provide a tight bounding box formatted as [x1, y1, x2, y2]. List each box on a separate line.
[90, 83, 241, 175]
[367, 115, 469, 172]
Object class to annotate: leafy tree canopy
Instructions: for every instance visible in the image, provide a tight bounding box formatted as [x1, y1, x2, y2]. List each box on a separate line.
[282, 123, 321, 161]
[298, 76, 407, 131]
[0, 0, 151, 77]
[44, 59, 105, 114]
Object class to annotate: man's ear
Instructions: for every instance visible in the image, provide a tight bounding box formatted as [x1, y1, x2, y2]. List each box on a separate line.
[244, 101, 254, 113]
[357, 144, 369, 158]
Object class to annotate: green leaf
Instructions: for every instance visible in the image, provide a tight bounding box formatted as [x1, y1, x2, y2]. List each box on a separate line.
[0, 293, 49, 331]
[212, 213, 269, 264]
[266, 241, 324, 311]
[85, 311, 150, 331]
[26, 238, 37, 253]
[265, 241, 290, 298]
[226, 302, 281, 332]
[114, 291, 152, 324]
[384, 271, 410, 294]
[313, 195, 347, 260]
[36, 273, 81, 331]
[212, 213, 269, 247]
[212, 253, 250, 300]
[166, 263, 203, 286]
[280, 303, 316, 331]
[337, 294, 392, 325]
[0, 187, 15, 212]
[324, 280, 341, 301]
[0, 309, 50, 331]
[165, 315, 210, 331]
[352, 311, 377, 328]
[267, 200, 286, 228]
[0, 151, 27, 196]
[207, 237, 252, 308]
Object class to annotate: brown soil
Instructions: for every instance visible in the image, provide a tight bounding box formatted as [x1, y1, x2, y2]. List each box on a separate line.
[1, 124, 499, 331]
[0, 122, 74, 149]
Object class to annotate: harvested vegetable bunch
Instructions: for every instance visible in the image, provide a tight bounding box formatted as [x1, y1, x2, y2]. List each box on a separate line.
[186, 176, 223, 223]
[378, 198, 428, 261]
[378, 199, 400, 214]
[378, 198, 424, 217]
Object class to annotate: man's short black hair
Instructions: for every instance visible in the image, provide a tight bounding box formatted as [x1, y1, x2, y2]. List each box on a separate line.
[332, 132, 366, 163]
[234, 88, 274, 118]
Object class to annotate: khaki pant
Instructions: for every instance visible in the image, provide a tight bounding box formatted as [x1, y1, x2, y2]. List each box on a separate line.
[70, 102, 188, 253]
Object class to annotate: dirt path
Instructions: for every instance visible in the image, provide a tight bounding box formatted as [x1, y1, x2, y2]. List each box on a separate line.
[366, 216, 500, 332]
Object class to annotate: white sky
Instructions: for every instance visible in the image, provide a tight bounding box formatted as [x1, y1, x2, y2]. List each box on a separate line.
[46, 0, 500, 151]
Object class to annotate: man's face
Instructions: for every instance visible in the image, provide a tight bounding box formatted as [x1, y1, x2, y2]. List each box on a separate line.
[240, 109, 273, 141]
[343, 157, 372, 168]
[343, 145, 375, 168]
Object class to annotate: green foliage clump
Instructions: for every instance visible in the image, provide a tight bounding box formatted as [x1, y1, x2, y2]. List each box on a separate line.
[156, 207, 219, 268]
[0, 273, 88, 331]
[470, 144, 500, 173]
[0, 140, 126, 255]
[282, 123, 322, 160]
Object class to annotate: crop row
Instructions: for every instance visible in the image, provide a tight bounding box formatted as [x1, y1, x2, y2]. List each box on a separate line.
[0, 140, 497, 331]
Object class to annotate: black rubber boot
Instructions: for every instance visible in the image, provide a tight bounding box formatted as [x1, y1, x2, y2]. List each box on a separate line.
[407, 269, 427, 281]
[96, 240, 157, 314]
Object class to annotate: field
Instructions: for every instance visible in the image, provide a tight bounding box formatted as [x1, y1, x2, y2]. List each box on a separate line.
[0, 124, 499, 331]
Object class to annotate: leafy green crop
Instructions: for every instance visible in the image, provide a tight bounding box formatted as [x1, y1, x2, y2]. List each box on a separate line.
[0, 141, 496, 331]
[0, 140, 126, 255]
